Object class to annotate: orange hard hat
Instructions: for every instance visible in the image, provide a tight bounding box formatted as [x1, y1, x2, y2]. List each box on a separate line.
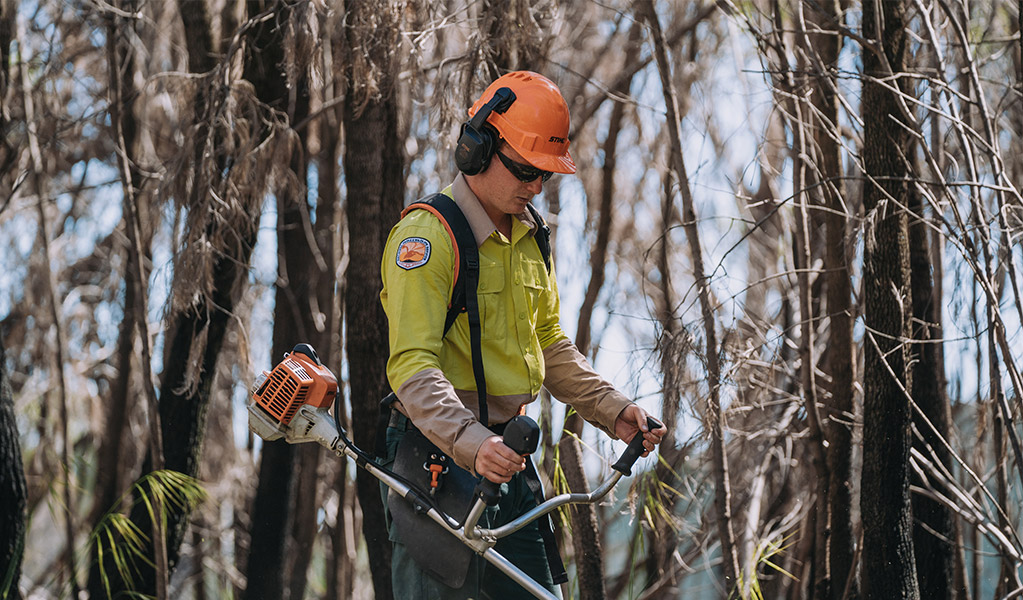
[469, 71, 576, 174]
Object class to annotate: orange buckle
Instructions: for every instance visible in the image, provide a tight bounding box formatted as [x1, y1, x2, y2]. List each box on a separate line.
[424, 455, 449, 496]
[430, 464, 444, 488]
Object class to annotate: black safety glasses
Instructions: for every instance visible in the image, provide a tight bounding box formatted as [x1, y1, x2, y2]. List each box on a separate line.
[496, 151, 553, 183]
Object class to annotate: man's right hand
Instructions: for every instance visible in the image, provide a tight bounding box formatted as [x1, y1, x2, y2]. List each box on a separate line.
[474, 435, 526, 483]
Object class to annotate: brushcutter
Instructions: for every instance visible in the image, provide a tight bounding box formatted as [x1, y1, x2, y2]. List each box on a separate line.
[247, 343, 658, 600]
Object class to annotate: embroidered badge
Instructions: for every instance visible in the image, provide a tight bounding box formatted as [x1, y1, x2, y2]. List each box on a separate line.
[396, 237, 431, 270]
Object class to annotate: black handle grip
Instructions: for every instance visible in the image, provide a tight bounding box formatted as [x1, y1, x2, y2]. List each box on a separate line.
[611, 417, 663, 476]
[502, 416, 540, 455]
[475, 479, 502, 506]
[474, 416, 540, 505]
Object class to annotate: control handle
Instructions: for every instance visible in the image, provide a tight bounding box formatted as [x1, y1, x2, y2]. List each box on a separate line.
[611, 417, 663, 476]
[475, 415, 540, 506]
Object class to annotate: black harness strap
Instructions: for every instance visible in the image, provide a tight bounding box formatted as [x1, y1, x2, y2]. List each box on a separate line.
[405, 194, 489, 427]
[463, 245, 488, 427]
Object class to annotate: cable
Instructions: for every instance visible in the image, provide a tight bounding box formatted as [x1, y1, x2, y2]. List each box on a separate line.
[331, 391, 464, 530]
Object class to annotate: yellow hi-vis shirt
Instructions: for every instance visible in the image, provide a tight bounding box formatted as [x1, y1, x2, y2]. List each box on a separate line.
[380, 174, 632, 472]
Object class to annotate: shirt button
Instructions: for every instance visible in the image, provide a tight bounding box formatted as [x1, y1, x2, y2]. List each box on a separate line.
[519, 312, 526, 320]
[514, 276, 520, 284]
[480, 282, 487, 290]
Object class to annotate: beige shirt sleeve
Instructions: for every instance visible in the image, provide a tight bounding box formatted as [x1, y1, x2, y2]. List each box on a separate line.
[541, 338, 633, 438]
[395, 367, 494, 473]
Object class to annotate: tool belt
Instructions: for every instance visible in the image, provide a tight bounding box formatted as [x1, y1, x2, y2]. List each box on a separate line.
[386, 409, 477, 587]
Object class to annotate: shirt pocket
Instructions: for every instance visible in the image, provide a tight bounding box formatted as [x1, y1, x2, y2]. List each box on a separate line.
[478, 262, 507, 340]
[521, 258, 548, 322]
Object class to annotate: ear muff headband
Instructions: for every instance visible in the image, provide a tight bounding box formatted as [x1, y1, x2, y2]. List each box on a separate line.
[455, 87, 516, 176]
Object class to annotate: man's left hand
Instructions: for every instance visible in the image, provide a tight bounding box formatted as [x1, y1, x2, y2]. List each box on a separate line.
[614, 404, 666, 457]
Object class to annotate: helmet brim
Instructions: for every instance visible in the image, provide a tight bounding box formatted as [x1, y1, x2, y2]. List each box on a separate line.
[517, 148, 576, 174]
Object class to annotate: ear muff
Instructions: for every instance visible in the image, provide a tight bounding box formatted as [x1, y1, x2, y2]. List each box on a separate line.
[455, 87, 516, 175]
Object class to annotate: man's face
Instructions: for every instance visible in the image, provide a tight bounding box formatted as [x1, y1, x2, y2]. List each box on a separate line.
[475, 143, 546, 217]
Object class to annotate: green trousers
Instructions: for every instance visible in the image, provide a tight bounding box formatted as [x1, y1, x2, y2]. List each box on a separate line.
[380, 418, 557, 600]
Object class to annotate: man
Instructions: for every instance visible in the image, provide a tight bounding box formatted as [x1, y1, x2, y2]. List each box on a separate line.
[379, 71, 665, 598]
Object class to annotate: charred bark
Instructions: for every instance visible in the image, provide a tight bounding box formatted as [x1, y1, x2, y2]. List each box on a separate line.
[245, 440, 296, 600]
[1, 9, 27, 600]
[908, 177, 955, 600]
[244, 20, 314, 599]
[343, 96, 401, 600]
[0, 337, 26, 600]
[342, 3, 406, 597]
[800, 1, 858, 596]
[859, 0, 920, 597]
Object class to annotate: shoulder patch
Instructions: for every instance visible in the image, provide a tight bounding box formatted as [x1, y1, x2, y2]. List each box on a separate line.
[396, 237, 431, 270]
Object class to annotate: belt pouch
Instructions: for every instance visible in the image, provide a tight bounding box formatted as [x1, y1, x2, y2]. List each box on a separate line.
[387, 427, 476, 588]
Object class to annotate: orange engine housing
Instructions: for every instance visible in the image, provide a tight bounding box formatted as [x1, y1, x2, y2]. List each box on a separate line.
[252, 349, 338, 426]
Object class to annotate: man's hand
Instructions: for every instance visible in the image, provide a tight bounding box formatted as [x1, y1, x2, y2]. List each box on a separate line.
[614, 405, 666, 457]
[474, 436, 527, 483]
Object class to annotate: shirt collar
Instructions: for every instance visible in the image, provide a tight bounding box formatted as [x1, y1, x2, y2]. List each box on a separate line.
[450, 173, 537, 247]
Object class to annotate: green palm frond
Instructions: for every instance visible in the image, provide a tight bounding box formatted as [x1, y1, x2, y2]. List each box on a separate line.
[88, 469, 207, 599]
[132, 470, 207, 532]
[734, 531, 798, 599]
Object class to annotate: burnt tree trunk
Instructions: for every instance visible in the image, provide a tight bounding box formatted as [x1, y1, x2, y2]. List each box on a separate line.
[245, 439, 296, 600]
[342, 2, 406, 597]
[557, 24, 641, 600]
[0, 6, 26, 599]
[640, 1, 740, 594]
[908, 178, 956, 600]
[859, 0, 920, 598]
[243, 14, 313, 598]
[0, 337, 26, 600]
[801, 1, 858, 596]
[112, 2, 287, 596]
[344, 102, 401, 600]
[0, 6, 23, 593]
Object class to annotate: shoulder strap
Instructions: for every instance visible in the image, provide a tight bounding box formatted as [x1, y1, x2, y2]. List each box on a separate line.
[403, 194, 489, 427]
[525, 203, 552, 273]
[402, 194, 472, 335]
